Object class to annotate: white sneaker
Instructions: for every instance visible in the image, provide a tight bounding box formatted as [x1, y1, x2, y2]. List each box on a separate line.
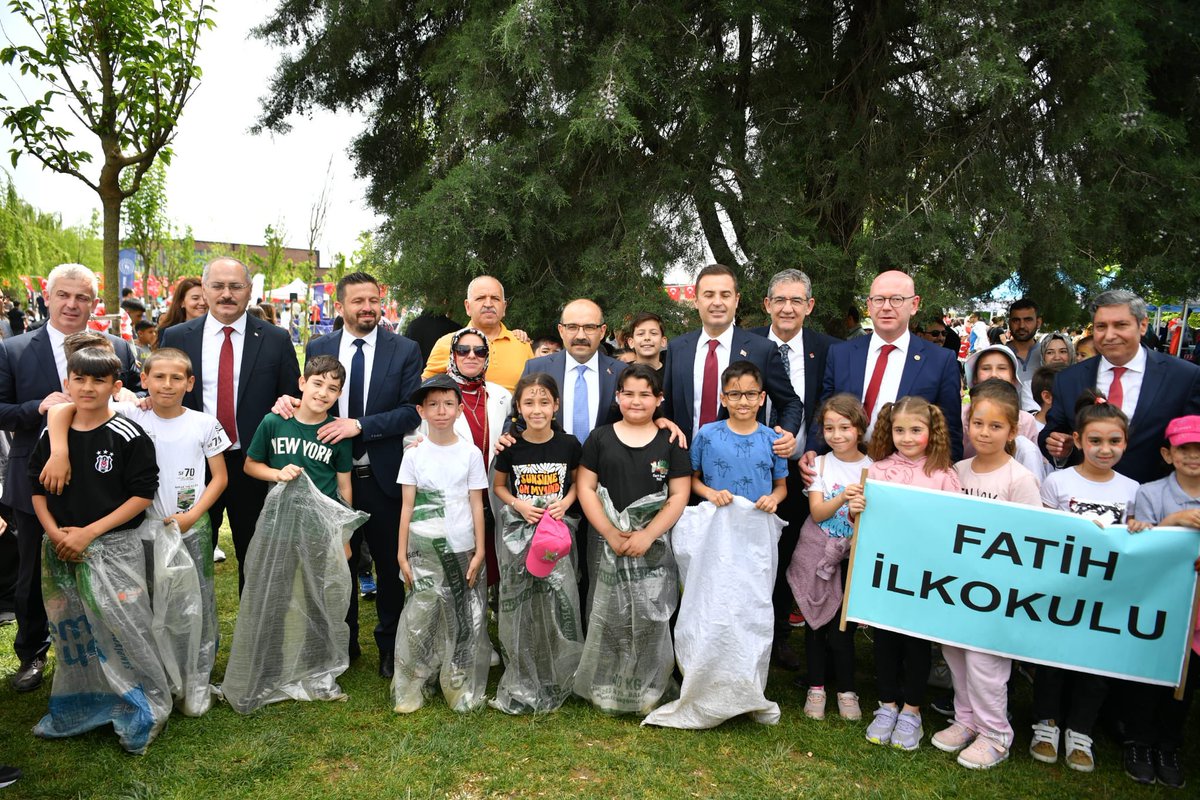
[1064, 728, 1095, 773]
[213, 546, 227, 563]
[836, 692, 862, 721]
[804, 688, 826, 720]
[489, 648, 501, 667]
[1029, 720, 1060, 763]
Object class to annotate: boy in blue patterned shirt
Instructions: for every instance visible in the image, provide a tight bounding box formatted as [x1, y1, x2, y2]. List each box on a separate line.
[690, 361, 788, 512]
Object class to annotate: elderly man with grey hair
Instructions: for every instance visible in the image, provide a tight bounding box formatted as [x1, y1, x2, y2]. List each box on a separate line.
[1039, 288, 1200, 484]
[0, 263, 141, 691]
[748, 268, 840, 671]
[160, 257, 300, 595]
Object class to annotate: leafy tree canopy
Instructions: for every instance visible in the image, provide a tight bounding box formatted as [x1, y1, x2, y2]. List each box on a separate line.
[255, 0, 1200, 335]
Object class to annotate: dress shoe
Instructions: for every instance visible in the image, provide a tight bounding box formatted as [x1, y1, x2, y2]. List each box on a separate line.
[378, 654, 394, 680]
[0, 611, 15, 626]
[10, 655, 47, 692]
[771, 641, 801, 671]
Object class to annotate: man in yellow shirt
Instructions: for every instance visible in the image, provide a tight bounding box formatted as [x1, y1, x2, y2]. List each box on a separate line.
[422, 276, 533, 392]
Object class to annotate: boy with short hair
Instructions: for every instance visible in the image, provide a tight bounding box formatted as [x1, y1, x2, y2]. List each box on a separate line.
[39, 347, 230, 714]
[134, 320, 157, 365]
[28, 346, 166, 753]
[1031, 364, 1063, 429]
[1121, 415, 1200, 789]
[690, 360, 788, 513]
[627, 312, 666, 375]
[393, 373, 489, 713]
[530, 336, 562, 358]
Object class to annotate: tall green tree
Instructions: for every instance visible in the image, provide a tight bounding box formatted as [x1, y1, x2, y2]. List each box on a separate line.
[0, 171, 101, 282]
[255, 1, 1200, 335]
[0, 0, 214, 310]
[122, 157, 168, 302]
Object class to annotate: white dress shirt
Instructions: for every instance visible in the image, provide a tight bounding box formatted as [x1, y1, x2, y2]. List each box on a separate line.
[863, 329, 911, 438]
[336, 326, 378, 419]
[692, 325, 736, 434]
[562, 350, 601, 439]
[201, 313, 248, 448]
[1097, 346, 1147, 420]
[46, 322, 69, 387]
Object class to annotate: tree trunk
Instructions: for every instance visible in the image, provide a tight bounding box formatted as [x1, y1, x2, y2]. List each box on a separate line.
[99, 172, 122, 312]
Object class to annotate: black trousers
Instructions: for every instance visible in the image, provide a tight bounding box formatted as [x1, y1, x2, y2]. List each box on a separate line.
[1124, 656, 1199, 749]
[12, 508, 50, 664]
[0, 504, 17, 614]
[347, 472, 404, 661]
[1032, 666, 1108, 735]
[207, 449, 269, 595]
[772, 461, 807, 643]
[805, 564, 856, 692]
[874, 629, 930, 708]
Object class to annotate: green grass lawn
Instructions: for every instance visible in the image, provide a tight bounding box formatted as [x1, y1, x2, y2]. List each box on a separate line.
[1, 523, 1193, 799]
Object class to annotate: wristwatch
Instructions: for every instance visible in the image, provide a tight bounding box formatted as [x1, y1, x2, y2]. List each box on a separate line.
[354, 419, 362, 432]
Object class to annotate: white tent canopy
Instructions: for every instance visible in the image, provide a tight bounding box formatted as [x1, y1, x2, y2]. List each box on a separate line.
[264, 278, 309, 301]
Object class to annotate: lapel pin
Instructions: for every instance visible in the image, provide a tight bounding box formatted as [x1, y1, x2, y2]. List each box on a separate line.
[606, 367, 612, 375]
[808, 352, 814, 359]
[914, 354, 921, 361]
[739, 349, 747, 357]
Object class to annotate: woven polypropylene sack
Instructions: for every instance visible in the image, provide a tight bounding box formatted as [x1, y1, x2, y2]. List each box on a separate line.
[490, 506, 583, 714]
[34, 523, 172, 754]
[392, 529, 489, 714]
[219, 475, 368, 714]
[642, 498, 783, 729]
[574, 487, 679, 715]
[178, 515, 219, 714]
[142, 518, 210, 716]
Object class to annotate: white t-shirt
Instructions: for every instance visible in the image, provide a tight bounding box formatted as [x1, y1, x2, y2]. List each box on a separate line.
[397, 437, 488, 552]
[115, 403, 230, 518]
[1040, 466, 1140, 525]
[809, 452, 872, 538]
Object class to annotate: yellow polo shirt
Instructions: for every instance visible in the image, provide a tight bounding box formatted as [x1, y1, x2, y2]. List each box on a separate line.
[422, 323, 533, 393]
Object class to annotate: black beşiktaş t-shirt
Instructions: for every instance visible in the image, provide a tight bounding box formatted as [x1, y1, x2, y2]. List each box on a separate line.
[29, 413, 159, 532]
[492, 430, 582, 504]
[579, 424, 691, 513]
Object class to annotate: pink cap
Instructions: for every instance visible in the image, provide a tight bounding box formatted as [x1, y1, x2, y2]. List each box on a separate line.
[526, 515, 572, 578]
[1165, 415, 1200, 447]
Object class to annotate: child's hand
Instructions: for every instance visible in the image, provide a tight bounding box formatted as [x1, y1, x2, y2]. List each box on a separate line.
[709, 489, 734, 507]
[465, 552, 484, 587]
[1126, 518, 1153, 533]
[848, 495, 866, 515]
[164, 509, 198, 533]
[602, 528, 628, 555]
[546, 500, 568, 520]
[622, 530, 654, 558]
[514, 499, 544, 525]
[56, 525, 97, 562]
[397, 555, 414, 589]
[843, 483, 863, 500]
[276, 464, 303, 482]
[755, 495, 779, 514]
[39, 452, 71, 495]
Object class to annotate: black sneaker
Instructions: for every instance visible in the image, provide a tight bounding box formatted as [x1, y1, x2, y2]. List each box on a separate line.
[9, 656, 46, 693]
[0, 765, 21, 789]
[929, 691, 954, 717]
[1155, 747, 1185, 790]
[1123, 742, 1156, 785]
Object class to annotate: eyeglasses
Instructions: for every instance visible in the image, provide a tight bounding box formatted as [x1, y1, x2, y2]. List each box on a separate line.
[769, 296, 810, 308]
[559, 323, 603, 335]
[207, 282, 247, 293]
[866, 295, 915, 308]
[926, 329, 946, 338]
[452, 344, 488, 357]
[722, 390, 763, 402]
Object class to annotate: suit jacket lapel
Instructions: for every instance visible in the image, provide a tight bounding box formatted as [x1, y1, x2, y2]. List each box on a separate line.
[596, 356, 618, 427]
[552, 352, 567, 427]
[844, 337, 870, 400]
[367, 332, 394, 413]
[1130, 349, 1164, 425]
[897, 338, 930, 397]
[238, 317, 264, 405]
[677, 332, 699, 416]
[30, 327, 61, 393]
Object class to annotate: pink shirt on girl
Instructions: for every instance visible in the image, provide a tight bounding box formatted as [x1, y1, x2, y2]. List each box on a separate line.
[868, 453, 961, 493]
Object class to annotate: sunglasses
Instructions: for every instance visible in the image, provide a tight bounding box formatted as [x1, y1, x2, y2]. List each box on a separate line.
[452, 344, 488, 357]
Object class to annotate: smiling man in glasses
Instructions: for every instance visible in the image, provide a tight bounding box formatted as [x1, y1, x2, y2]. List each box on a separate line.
[803, 269, 963, 471]
[422, 275, 533, 392]
[160, 257, 301, 593]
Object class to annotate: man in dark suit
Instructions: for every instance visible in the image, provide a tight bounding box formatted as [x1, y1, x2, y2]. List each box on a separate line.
[0, 264, 141, 691]
[274, 272, 422, 675]
[1040, 289, 1200, 484]
[749, 268, 839, 668]
[160, 257, 300, 593]
[803, 270, 963, 467]
[663, 264, 803, 456]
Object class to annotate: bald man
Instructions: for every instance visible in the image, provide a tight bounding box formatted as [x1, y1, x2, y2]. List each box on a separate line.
[422, 275, 533, 392]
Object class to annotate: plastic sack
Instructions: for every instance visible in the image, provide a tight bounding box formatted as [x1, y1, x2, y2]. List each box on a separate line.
[643, 498, 783, 729]
[142, 518, 211, 716]
[35, 522, 172, 754]
[490, 505, 583, 714]
[178, 515, 219, 714]
[219, 474, 368, 714]
[392, 526, 489, 714]
[574, 487, 679, 715]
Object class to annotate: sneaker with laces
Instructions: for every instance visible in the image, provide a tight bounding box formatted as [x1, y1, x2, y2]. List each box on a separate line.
[957, 735, 1009, 769]
[1123, 742, 1155, 784]
[1029, 720, 1060, 764]
[932, 722, 976, 754]
[1065, 728, 1095, 773]
[804, 688, 826, 720]
[865, 704, 898, 746]
[836, 692, 862, 721]
[891, 710, 923, 751]
[1154, 747, 1185, 789]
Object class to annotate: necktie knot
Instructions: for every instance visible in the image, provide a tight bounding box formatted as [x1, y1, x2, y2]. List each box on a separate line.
[779, 343, 790, 354]
[222, 326, 234, 340]
[880, 343, 897, 357]
[352, 339, 365, 350]
[577, 363, 588, 376]
[707, 339, 719, 354]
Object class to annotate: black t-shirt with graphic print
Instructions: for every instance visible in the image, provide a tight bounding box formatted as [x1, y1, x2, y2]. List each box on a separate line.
[492, 429, 582, 504]
[579, 424, 691, 513]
